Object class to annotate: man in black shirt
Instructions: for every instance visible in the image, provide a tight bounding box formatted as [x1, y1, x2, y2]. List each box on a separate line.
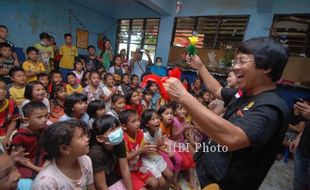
[290, 98, 310, 190]
[164, 37, 290, 190]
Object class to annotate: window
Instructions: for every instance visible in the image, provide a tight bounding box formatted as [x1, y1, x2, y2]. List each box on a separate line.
[271, 14, 310, 57]
[116, 18, 160, 61]
[172, 15, 250, 49]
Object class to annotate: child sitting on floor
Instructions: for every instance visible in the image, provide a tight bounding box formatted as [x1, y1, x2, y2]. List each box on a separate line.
[32, 120, 95, 189]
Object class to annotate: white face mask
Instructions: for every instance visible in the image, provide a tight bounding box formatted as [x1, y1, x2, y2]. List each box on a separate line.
[156, 62, 162, 66]
[40, 41, 49, 46]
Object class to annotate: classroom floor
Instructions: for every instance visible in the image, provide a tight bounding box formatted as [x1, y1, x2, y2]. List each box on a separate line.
[174, 158, 294, 190]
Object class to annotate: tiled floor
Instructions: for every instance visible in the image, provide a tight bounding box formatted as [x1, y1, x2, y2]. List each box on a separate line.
[259, 159, 294, 190]
[174, 159, 294, 190]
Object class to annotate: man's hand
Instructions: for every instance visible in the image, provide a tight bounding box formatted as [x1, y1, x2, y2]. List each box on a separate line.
[140, 144, 157, 154]
[163, 77, 190, 102]
[294, 102, 310, 119]
[186, 55, 205, 71]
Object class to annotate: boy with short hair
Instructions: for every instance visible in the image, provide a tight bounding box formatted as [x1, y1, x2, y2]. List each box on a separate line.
[22, 47, 45, 83]
[120, 109, 161, 190]
[65, 72, 83, 95]
[84, 45, 100, 71]
[0, 42, 19, 84]
[0, 25, 19, 65]
[34, 32, 54, 73]
[8, 67, 26, 106]
[0, 79, 20, 150]
[10, 101, 48, 179]
[59, 33, 78, 82]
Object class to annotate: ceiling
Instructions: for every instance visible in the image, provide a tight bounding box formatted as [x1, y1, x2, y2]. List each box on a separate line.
[70, 0, 164, 18]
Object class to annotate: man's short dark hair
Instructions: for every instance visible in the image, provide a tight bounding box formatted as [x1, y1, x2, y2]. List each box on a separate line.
[64, 33, 72, 38]
[26, 46, 39, 54]
[22, 101, 47, 117]
[237, 37, 289, 82]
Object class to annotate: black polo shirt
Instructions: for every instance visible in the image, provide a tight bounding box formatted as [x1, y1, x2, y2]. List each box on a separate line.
[195, 88, 289, 190]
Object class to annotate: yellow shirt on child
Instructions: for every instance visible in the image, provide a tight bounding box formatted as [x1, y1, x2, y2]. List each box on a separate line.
[59, 45, 78, 69]
[22, 60, 46, 82]
[9, 86, 26, 106]
[66, 84, 83, 95]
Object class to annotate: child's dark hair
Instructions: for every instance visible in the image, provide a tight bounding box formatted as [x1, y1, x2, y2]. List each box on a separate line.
[64, 33, 72, 38]
[145, 81, 158, 91]
[42, 120, 88, 160]
[141, 109, 157, 131]
[91, 115, 120, 146]
[125, 90, 138, 105]
[0, 42, 12, 51]
[49, 69, 62, 79]
[130, 74, 139, 81]
[89, 71, 100, 79]
[111, 94, 125, 104]
[24, 81, 44, 100]
[39, 32, 50, 40]
[157, 104, 173, 118]
[66, 72, 76, 79]
[74, 58, 83, 69]
[26, 46, 39, 54]
[113, 54, 122, 64]
[143, 89, 153, 97]
[22, 101, 47, 117]
[9, 67, 24, 77]
[121, 73, 129, 80]
[81, 71, 90, 87]
[87, 100, 105, 118]
[38, 73, 49, 80]
[119, 109, 138, 125]
[53, 84, 65, 98]
[171, 101, 182, 113]
[64, 93, 88, 117]
[103, 72, 113, 81]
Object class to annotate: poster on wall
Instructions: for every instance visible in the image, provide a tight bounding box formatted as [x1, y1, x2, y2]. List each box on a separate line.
[97, 33, 104, 50]
[76, 28, 89, 48]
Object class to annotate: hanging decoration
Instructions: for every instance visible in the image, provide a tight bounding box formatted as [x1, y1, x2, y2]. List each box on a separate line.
[176, 1, 183, 14]
[142, 67, 182, 101]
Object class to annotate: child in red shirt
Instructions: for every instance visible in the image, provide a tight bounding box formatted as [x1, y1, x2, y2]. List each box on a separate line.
[10, 101, 48, 179]
[0, 80, 19, 150]
[120, 109, 162, 190]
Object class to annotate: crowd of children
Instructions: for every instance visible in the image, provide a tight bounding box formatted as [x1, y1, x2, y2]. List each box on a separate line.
[0, 24, 232, 190]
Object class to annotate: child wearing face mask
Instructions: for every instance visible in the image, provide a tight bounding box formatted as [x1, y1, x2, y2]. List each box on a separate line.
[34, 32, 54, 73]
[89, 115, 133, 190]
